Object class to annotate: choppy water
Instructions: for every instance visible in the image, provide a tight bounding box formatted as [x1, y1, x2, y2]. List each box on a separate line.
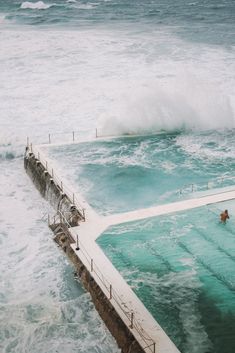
[45, 131, 235, 214]
[1, 0, 235, 352]
[1, 0, 235, 46]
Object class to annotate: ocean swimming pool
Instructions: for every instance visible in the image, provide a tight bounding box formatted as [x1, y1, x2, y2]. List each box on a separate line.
[41, 131, 235, 352]
[43, 131, 235, 215]
[2, 0, 235, 351]
[97, 199, 235, 353]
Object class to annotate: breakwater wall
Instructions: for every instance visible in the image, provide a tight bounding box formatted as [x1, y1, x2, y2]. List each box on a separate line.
[53, 226, 144, 353]
[24, 148, 146, 353]
[24, 151, 70, 212]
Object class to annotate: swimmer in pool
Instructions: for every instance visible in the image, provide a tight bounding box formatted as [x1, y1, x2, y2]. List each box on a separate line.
[220, 209, 229, 223]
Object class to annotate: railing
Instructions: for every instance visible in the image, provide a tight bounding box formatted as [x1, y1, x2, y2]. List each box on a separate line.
[26, 128, 156, 147]
[27, 142, 85, 221]
[27, 129, 98, 146]
[179, 176, 235, 196]
[50, 210, 157, 353]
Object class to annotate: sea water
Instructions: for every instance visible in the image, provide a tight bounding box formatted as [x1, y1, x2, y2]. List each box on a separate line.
[1, 1, 235, 352]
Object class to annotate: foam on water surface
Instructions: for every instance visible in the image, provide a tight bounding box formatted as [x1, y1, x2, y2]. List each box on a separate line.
[20, 2, 53, 10]
[43, 131, 235, 215]
[0, 158, 120, 353]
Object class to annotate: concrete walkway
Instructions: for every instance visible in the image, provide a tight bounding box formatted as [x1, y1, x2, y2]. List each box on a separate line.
[105, 189, 235, 228]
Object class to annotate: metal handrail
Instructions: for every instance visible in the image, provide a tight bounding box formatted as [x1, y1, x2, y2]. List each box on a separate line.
[50, 210, 156, 353]
[27, 129, 98, 146]
[179, 175, 235, 195]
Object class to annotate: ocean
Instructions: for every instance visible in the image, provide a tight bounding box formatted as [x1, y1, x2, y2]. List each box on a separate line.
[0, 1, 235, 353]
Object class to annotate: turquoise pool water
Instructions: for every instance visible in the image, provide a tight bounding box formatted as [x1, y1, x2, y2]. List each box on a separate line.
[97, 199, 235, 353]
[44, 130, 235, 215]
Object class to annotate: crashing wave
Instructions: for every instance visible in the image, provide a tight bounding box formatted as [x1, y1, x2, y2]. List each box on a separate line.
[98, 78, 234, 137]
[20, 1, 53, 10]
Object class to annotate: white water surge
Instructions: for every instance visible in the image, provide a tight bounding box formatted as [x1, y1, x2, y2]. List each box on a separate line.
[20, 1, 53, 10]
[1, 29, 235, 144]
[99, 77, 234, 136]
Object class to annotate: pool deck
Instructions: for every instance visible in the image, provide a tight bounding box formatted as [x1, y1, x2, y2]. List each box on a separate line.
[105, 188, 235, 229]
[75, 188, 235, 242]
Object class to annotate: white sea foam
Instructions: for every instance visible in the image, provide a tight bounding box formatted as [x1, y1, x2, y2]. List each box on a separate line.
[176, 133, 235, 160]
[0, 160, 120, 352]
[179, 257, 195, 266]
[76, 3, 98, 10]
[125, 270, 212, 353]
[98, 76, 235, 136]
[1, 29, 235, 144]
[20, 1, 53, 10]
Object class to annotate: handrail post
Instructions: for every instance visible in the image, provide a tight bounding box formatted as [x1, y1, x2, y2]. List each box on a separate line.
[109, 284, 112, 300]
[72, 131, 75, 142]
[82, 208, 85, 221]
[91, 259, 93, 272]
[153, 342, 156, 353]
[130, 311, 134, 329]
[61, 181, 63, 192]
[76, 234, 80, 250]
[48, 214, 50, 226]
[49, 134, 51, 144]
